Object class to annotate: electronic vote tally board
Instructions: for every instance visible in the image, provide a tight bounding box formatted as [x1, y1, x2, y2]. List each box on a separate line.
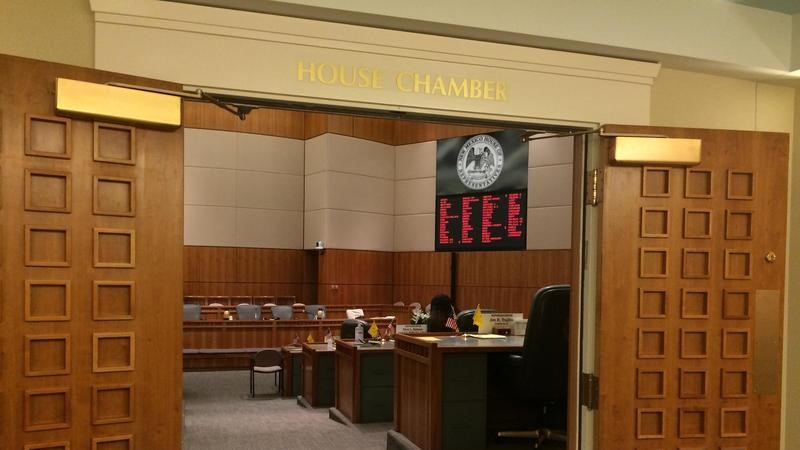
[435, 130, 528, 251]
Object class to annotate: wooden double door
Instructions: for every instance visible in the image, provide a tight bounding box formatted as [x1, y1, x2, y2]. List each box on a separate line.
[595, 125, 788, 449]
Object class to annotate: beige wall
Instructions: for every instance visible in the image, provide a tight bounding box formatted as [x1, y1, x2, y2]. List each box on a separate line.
[394, 141, 436, 251]
[184, 128, 304, 248]
[0, 0, 94, 67]
[785, 85, 800, 449]
[304, 134, 395, 251]
[527, 136, 573, 250]
[651, 68, 795, 132]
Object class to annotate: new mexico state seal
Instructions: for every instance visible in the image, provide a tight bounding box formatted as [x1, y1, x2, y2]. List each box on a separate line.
[456, 134, 504, 190]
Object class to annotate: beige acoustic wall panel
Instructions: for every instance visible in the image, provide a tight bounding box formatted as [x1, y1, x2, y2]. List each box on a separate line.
[394, 141, 436, 251]
[527, 206, 572, 250]
[304, 133, 394, 250]
[324, 209, 394, 252]
[395, 141, 436, 179]
[236, 209, 302, 248]
[235, 171, 302, 211]
[305, 134, 394, 178]
[184, 205, 237, 247]
[184, 167, 237, 206]
[184, 128, 304, 249]
[395, 178, 435, 216]
[394, 214, 435, 252]
[526, 138, 574, 249]
[528, 165, 574, 208]
[529, 135, 574, 167]
[184, 128, 237, 169]
[304, 209, 328, 249]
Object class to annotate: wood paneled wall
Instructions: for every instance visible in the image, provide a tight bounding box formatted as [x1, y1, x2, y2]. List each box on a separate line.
[455, 250, 572, 314]
[317, 249, 394, 305]
[185, 246, 571, 315]
[184, 246, 316, 302]
[0, 55, 183, 450]
[392, 251, 452, 304]
[183, 102, 305, 138]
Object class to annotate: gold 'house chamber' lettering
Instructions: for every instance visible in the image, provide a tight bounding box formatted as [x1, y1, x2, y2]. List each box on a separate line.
[297, 61, 507, 101]
[394, 72, 506, 101]
[297, 61, 384, 88]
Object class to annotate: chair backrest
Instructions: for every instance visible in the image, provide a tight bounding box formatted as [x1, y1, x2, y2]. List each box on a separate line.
[304, 304, 327, 319]
[409, 302, 422, 311]
[206, 296, 230, 305]
[236, 304, 261, 320]
[393, 301, 405, 306]
[183, 304, 201, 321]
[340, 319, 368, 339]
[252, 349, 282, 367]
[455, 308, 496, 332]
[208, 303, 224, 307]
[521, 284, 570, 400]
[231, 295, 253, 305]
[271, 305, 293, 320]
[345, 308, 365, 320]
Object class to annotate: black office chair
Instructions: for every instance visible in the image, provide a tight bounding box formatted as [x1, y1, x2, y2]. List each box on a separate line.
[340, 319, 368, 339]
[455, 308, 496, 332]
[497, 284, 570, 448]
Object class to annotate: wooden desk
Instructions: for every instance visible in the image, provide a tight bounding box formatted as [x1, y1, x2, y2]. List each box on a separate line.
[281, 346, 303, 397]
[301, 343, 335, 407]
[393, 334, 524, 450]
[335, 339, 394, 423]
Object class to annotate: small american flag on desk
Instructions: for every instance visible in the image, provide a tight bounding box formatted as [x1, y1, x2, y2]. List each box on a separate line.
[445, 315, 459, 332]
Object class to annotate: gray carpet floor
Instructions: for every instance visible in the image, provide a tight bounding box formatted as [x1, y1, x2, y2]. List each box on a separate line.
[183, 370, 392, 450]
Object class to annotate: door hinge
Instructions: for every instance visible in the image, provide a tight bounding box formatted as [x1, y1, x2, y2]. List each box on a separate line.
[586, 169, 602, 206]
[580, 373, 599, 410]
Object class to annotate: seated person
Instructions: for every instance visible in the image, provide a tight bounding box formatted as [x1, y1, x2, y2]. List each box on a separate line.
[426, 293, 457, 332]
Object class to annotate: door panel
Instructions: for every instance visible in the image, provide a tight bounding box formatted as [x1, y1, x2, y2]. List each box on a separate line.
[0, 55, 183, 449]
[596, 125, 788, 450]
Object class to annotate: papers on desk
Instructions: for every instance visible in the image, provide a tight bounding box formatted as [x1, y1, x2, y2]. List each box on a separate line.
[466, 334, 507, 339]
[416, 336, 441, 342]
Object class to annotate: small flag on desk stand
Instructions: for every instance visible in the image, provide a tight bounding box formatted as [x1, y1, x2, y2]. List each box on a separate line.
[368, 321, 379, 338]
[306, 332, 314, 343]
[324, 328, 332, 343]
[386, 321, 395, 339]
[292, 333, 301, 346]
[445, 306, 459, 332]
[473, 304, 483, 328]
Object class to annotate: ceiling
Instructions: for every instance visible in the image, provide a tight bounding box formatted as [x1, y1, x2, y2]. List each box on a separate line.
[724, 0, 800, 15]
